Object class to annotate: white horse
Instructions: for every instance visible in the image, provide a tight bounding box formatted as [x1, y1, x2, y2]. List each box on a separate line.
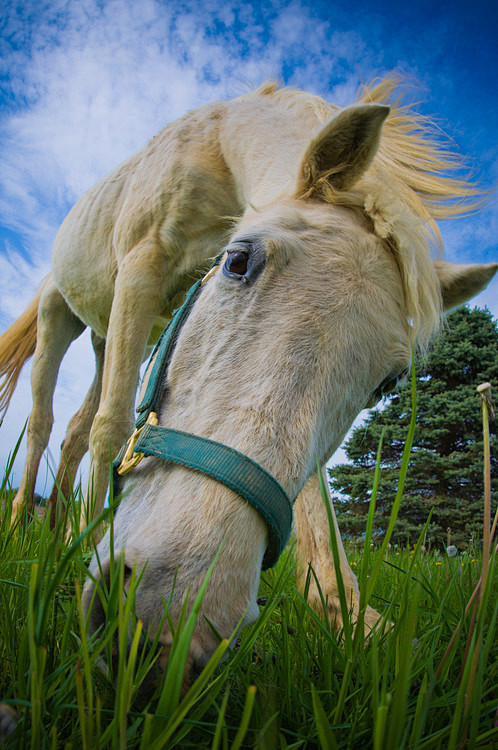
[1, 77, 496, 685]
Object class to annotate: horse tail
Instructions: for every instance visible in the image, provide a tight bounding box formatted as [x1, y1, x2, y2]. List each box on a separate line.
[0, 275, 50, 414]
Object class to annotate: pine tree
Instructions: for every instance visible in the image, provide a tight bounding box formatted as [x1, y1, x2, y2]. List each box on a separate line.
[329, 307, 498, 550]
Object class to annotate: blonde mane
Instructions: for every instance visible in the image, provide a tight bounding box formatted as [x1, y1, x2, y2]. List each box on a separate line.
[263, 75, 486, 349]
[359, 76, 486, 349]
[315, 75, 485, 349]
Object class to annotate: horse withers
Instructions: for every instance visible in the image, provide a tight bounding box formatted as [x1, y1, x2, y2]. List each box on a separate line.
[0, 78, 496, 689]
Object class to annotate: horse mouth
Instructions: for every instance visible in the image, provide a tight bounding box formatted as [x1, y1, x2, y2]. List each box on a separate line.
[82, 561, 201, 703]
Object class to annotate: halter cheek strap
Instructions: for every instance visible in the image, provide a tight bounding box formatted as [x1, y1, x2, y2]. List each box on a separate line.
[112, 255, 293, 570]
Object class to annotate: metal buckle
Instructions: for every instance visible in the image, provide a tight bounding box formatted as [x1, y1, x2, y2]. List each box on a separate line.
[117, 412, 158, 475]
[201, 265, 218, 285]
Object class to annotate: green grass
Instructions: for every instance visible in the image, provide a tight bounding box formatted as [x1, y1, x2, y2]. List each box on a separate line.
[1, 482, 496, 749]
[1, 382, 497, 749]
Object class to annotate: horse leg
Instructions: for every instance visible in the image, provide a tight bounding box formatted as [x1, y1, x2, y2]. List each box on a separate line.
[47, 332, 105, 528]
[83, 247, 167, 527]
[294, 470, 382, 633]
[11, 278, 85, 523]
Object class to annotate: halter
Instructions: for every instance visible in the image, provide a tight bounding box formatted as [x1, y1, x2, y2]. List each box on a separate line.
[113, 255, 293, 569]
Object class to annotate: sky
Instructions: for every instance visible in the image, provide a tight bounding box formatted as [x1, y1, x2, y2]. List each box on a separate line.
[1, 0, 497, 495]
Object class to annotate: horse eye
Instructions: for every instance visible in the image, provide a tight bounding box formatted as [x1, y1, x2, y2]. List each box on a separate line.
[225, 251, 249, 277]
[222, 240, 266, 284]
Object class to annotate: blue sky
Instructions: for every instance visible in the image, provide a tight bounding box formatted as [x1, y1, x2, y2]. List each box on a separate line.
[1, 0, 497, 493]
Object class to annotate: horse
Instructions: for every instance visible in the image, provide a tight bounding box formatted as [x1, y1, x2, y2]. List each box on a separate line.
[1, 76, 496, 686]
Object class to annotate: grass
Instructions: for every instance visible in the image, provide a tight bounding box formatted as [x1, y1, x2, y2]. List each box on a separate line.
[1, 491, 497, 748]
[0, 382, 497, 748]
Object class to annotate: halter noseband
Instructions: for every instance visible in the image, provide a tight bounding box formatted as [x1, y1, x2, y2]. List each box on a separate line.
[113, 256, 293, 569]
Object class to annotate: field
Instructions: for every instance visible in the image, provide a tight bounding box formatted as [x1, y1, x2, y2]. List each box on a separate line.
[0, 426, 497, 749]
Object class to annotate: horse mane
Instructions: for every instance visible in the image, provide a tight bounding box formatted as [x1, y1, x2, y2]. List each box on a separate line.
[267, 74, 487, 350]
[355, 75, 489, 350]
[357, 74, 486, 225]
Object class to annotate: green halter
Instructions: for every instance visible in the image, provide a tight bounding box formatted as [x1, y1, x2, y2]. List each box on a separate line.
[113, 256, 293, 569]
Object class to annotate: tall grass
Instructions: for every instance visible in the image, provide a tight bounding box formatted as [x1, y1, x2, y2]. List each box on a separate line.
[0, 384, 496, 748]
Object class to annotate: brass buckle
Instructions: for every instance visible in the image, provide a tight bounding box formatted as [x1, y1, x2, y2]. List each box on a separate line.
[201, 265, 218, 285]
[117, 412, 158, 476]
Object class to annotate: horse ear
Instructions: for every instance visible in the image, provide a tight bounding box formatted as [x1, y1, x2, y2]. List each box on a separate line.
[296, 103, 390, 198]
[434, 260, 498, 311]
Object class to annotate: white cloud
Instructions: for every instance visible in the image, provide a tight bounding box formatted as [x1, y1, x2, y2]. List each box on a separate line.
[0, 0, 363, 323]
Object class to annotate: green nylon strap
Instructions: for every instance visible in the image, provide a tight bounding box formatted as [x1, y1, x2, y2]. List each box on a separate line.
[113, 423, 293, 569]
[137, 252, 226, 428]
[136, 278, 204, 428]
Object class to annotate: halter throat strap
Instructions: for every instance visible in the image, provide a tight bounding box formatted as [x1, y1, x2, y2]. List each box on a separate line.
[113, 256, 294, 569]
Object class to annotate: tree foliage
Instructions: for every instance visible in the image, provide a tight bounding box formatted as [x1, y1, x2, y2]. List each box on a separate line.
[329, 307, 498, 549]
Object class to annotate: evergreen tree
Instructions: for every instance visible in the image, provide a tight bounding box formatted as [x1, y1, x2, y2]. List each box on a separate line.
[329, 307, 498, 550]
